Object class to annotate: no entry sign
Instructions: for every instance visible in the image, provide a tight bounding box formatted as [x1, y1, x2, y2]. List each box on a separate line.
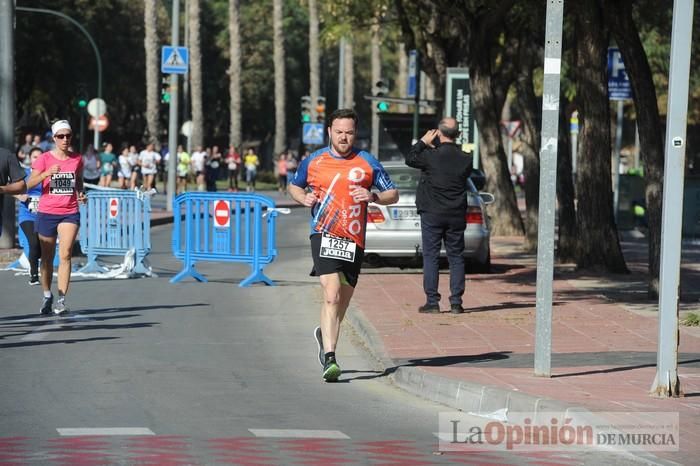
[109, 198, 119, 219]
[214, 200, 230, 228]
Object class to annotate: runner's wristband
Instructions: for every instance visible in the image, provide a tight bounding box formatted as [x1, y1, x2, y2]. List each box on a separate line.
[371, 192, 379, 203]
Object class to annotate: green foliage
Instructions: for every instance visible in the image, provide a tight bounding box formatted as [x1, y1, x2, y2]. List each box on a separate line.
[682, 312, 700, 327]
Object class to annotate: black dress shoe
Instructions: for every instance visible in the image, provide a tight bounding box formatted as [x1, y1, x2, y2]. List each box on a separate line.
[450, 304, 464, 314]
[418, 303, 440, 313]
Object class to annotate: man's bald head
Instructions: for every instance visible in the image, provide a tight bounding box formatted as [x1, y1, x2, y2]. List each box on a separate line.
[438, 117, 460, 140]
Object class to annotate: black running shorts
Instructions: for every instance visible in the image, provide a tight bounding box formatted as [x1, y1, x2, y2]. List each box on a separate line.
[309, 233, 364, 288]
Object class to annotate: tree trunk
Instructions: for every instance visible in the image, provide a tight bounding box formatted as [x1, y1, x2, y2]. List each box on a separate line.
[143, 0, 160, 145]
[470, 59, 524, 236]
[343, 39, 354, 108]
[370, 20, 381, 156]
[228, 0, 241, 148]
[308, 0, 320, 120]
[556, 93, 578, 262]
[513, 46, 540, 251]
[603, 0, 663, 297]
[273, 0, 286, 155]
[574, 0, 628, 273]
[189, 0, 203, 148]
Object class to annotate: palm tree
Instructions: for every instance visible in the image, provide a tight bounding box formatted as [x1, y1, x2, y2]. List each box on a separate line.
[143, 0, 160, 146]
[308, 0, 320, 121]
[370, 20, 380, 155]
[189, 0, 203, 148]
[343, 38, 354, 108]
[228, 0, 241, 148]
[273, 0, 286, 155]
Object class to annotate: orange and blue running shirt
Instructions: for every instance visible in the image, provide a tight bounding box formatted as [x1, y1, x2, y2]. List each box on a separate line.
[291, 147, 395, 249]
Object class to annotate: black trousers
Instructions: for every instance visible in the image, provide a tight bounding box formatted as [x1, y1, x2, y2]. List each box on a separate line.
[19, 220, 40, 276]
[420, 212, 466, 306]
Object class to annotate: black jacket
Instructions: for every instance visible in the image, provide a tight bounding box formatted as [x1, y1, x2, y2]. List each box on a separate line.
[405, 140, 473, 216]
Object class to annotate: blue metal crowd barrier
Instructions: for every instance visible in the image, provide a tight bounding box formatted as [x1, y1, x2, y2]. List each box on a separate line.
[170, 192, 281, 287]
[78, 189, 152, 274]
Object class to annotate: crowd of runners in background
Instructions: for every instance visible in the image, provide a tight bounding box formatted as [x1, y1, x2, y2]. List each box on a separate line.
[16, 131, 309, 195]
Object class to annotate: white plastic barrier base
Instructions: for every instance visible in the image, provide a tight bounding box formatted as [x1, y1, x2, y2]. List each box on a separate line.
[72, 249, 156, 280]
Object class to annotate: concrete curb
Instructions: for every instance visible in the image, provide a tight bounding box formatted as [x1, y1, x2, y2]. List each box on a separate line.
[345, 305, 678, 466]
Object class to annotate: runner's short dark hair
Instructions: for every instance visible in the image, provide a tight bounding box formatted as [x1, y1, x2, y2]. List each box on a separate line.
[328, 108, 358, 128]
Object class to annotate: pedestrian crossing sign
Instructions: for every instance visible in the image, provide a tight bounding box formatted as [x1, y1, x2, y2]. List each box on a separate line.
[161, 46, 189, 74]
[303, 123, 325, 145]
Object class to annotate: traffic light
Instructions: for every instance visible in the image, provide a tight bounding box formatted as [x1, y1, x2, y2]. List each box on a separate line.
[76, 83, 88, 109]
[301, 95, 312, 123]
[316, 97, 326, 123]
[374, 79, 390, 112]
[161, 77, 171, 104]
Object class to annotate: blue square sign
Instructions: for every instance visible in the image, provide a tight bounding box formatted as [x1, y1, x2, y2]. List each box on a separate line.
[162, 46, 189, 74]
[303, 123, 325, 145]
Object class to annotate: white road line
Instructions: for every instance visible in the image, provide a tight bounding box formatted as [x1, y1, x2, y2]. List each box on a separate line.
[57, 428, 155, 436]
[249, 429, 350, 439]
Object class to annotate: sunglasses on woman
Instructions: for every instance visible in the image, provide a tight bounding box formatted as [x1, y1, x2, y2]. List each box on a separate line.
[54, 133, 72, 140]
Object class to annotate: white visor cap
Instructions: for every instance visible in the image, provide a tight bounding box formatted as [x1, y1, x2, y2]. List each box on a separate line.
[51, 120, 72, 136]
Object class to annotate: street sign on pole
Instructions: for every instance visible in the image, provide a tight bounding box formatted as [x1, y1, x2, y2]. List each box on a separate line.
[87, 98, 106, 117]
[607, 47, 632, 101]
[407, 49, 417, 98]
[302, 122, 324, 145]
[161, 46, 189, 74]
[88, 115, 109, 132]
[445, 68, 476, 156]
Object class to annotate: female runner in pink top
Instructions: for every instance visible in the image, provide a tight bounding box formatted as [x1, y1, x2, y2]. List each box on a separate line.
[26, 120, 86, 316]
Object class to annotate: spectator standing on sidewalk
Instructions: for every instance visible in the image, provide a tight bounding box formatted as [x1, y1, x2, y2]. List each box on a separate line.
[190, 145, 207, 191]
[0, 147, 27, 235]
[405, 117, 472, 314]
[139, 143, 160, 191]
[82, 144, 101, 187]
[225, 145, 241, 191]
[98, 142, 117, 187]
[26, 120, 86, 315]
[244, 148, 259, 192]
[276, 151, 288, 192]
[288, 108, 398, 382]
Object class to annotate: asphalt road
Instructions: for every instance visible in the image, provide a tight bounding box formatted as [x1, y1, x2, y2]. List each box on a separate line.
[0, 208, 646, 465]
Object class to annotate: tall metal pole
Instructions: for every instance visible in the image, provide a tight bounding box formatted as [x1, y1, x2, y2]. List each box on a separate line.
[613, 100, 624, 221]
[166, 0, 180, 211]
[534, 0, 565, 378]
[0, 0, 16, 249]
[650, 0, 695, 398]
[411, 51, 420, 144]
[17, 7, 103, 149]
[337, 37, 345, 110]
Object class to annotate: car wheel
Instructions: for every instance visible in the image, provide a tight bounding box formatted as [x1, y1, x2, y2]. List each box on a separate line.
[467, 249, 491, 274]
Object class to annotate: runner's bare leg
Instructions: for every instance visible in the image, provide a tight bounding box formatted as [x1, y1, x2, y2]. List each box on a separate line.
[319, 272, 355, 353]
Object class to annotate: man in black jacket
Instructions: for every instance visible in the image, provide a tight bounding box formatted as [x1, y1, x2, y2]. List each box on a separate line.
[1, 147, 27, 236]
[405, 117, 473, 314]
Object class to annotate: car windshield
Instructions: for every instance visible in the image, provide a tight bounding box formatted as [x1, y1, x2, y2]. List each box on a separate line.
[386, 167, 420, 190]
[385, 166, 477, 193]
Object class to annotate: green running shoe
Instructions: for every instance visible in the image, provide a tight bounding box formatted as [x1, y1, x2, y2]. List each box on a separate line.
[323, 359, 341, 382]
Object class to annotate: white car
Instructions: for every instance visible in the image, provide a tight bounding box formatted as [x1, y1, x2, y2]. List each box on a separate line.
[364, 162, 494, 272]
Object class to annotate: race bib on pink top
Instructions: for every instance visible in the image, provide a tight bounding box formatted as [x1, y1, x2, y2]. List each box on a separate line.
[32, 151, 83, 215]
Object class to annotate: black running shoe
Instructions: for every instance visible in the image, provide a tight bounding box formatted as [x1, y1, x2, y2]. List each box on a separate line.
[40, 295, 53, 315]
[314, 326, 324, 367]
[28, 275, 40, 286]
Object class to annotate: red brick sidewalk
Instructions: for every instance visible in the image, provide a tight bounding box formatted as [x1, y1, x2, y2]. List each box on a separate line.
[351, 236, 700, 464]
